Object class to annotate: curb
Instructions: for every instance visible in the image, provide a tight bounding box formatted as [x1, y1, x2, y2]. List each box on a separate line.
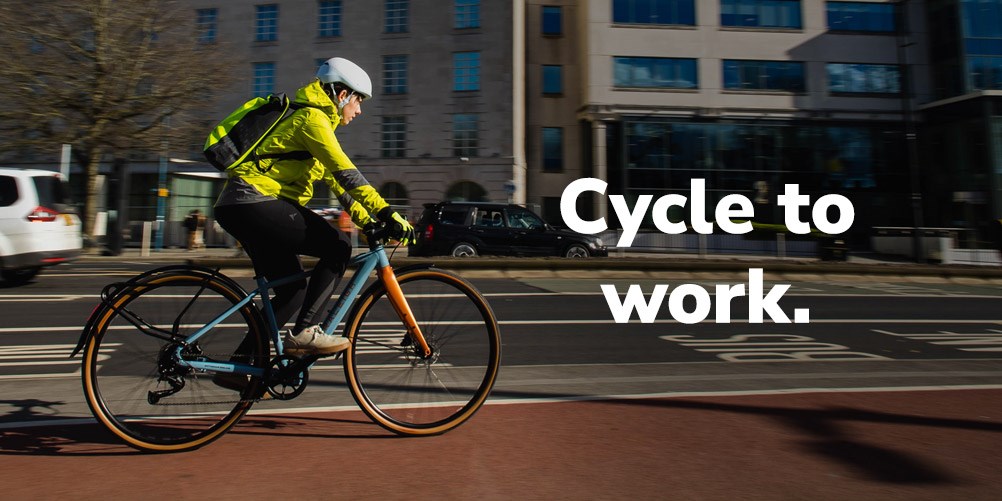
[180, 255, 1002, 279]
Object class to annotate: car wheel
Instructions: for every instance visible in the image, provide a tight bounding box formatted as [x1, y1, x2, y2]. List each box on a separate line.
[1, 267, 40, 285]
[564, 244, 590, 258]
[451, 242, 479, 258]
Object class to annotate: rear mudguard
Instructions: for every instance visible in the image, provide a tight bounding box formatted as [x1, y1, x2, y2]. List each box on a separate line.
[69, 265, 249, 358]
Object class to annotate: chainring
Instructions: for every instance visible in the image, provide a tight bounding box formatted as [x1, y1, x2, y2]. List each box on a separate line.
[265, 354, 309, 400]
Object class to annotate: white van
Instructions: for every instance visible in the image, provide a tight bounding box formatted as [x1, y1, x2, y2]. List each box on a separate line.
[0, 168, 83, 284]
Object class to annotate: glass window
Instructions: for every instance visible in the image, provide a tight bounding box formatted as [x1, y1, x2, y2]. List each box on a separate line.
[969, 56, 1002, 90]
[543, 65, 563, 94]
[439, 206, 472, 225]
[383, 55, 408, 94]
[723, 60, 805, 91]
[826, 1, 896, 32]
[455, 0, 480, 29]
[318, 1, 342, 37]
[255, 4, 279, 42]
[33, 175, 71, 209]
[613, 57, 698, 89]
[196, 8, 218, 44]
[827, 63, 901, 94]
[720, 0, 802, 29]
[0, 176, 18, 207]
[453, 114, 479, 157]
[542, 127, 564, 172]
[381, 116, 407, 158]
[474, 207, 506, 228]
[964, 0, 1002, 38]
[453, 52, 481, 91]
[542, 6, 563, 35]
[507, 208, 546, 230]
[385, 0, 409, 33]
[613, 0, 696, 25]
[252, 62, 276, 96]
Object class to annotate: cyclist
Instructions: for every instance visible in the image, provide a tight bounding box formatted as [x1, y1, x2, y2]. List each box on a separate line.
[213, 57, 413, 362]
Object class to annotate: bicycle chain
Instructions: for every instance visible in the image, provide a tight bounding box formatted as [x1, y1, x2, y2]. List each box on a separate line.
[147, 353, 279, 406]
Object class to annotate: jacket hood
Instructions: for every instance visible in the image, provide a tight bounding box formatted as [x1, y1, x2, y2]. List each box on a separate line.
[295, 79, 340, 121]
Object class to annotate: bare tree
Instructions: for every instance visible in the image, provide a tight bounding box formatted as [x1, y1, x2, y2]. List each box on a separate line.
[0, 0, 230, 247]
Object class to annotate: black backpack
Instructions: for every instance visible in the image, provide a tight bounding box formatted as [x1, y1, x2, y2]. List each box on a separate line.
[203, 93, 312, 171]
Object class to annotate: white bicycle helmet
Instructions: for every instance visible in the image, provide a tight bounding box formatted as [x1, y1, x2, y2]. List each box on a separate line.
[316, 57, 373, 100]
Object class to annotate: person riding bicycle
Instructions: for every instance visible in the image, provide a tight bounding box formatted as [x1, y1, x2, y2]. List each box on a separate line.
[214, 57, 414, 360]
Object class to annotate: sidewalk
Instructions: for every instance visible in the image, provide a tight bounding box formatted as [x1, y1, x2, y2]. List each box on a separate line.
[77, 246, 1002, 281]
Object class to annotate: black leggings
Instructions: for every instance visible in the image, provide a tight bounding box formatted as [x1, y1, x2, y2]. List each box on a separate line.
[215, 199, 353, 334]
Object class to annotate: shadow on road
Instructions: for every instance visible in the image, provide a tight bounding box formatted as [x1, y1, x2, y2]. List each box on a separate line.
[600, 396, 995, 485]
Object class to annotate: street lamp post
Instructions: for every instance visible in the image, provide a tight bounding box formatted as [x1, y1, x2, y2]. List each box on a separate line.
[897, 0, 925, 263]
[154, 116, 170, 251]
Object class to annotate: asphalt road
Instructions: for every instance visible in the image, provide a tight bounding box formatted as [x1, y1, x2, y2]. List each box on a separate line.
[2, 260, 1001, 417]
[1, 260, 1001, 498]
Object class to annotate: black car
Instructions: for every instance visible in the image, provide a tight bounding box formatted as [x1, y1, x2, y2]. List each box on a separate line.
[409, 201, 608, 258]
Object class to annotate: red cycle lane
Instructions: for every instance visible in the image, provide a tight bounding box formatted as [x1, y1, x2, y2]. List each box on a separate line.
[2, 388, 1002, 500]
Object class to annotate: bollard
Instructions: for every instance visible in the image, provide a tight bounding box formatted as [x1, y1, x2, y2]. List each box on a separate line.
[141, 221, 152, 257]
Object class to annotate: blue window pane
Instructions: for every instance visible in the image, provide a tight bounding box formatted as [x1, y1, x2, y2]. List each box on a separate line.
[454, 52, 481, 91]
[833, 63, 891, 93]
[969, 56, 1002, 90]
[677, 1, 696, 24]
[827, 2, 896, 33]
[966, 38, 1002, 56]
[542, 6, 562, 35]
[383, 55, 408, 94]
[963, 0, 1002, 38]
[456, 0, 480, 29]
[543, 65, 563, 94]
[256, 4, 279, 42]
[613, 57, 698, 89]
[613, 0, 696, 25]
[386, 0, 409, 33]
[197, 9, 217, 43]
[721, 0, 801, 29]
[319, 1, 342, 37]
[542, 127, 563, 172]
[723, 60, 805, 91]
[453, 114, 479, 157]
[253, 62, 276, 96]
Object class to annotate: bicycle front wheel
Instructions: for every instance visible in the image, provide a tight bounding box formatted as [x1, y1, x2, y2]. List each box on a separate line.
[81, 268, 269, 452]
[343, 268, 501, 435]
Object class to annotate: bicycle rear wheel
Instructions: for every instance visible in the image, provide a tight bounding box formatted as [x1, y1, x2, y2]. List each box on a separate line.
[343, 268, 501, 435]
[81, 268, 269, 452]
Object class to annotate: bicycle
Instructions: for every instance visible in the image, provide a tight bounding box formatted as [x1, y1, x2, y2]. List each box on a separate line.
[71, 225, 501, 452]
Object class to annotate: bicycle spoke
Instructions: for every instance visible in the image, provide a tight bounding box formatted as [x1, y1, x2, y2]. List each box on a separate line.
[345, 269, 500, 435]
[82, 268, 268, 452]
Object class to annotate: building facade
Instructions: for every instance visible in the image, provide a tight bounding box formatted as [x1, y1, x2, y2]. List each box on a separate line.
[522, 0, 1002, 245]
[179, 0, 524, 218]
[9, 0, 1002, 249]
[525, 0, 933, 245]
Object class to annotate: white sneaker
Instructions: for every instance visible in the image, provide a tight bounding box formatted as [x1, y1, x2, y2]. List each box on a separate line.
[283, 325, 351, 355]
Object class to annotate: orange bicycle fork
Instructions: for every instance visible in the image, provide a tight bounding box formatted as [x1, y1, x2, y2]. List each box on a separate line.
[378, 266, 433, 358]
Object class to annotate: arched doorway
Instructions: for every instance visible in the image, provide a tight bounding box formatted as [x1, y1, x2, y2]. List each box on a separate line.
[445, 181, 488, 202]
[379, 181, 409, 207]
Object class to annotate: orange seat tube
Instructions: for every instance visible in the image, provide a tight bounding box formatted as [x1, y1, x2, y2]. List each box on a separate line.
[379, 267, 431, 357]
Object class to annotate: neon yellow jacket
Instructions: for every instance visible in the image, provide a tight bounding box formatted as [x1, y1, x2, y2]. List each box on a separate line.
[227, 80, 388, 226]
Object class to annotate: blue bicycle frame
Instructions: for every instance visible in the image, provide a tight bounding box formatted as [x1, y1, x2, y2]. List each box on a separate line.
[171, 245, 393, 379]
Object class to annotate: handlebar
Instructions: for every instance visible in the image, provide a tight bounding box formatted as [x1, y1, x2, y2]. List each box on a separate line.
[362, 222, 396, 250]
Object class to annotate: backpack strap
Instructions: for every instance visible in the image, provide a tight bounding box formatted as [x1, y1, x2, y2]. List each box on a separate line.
[253, 101, 314, 172]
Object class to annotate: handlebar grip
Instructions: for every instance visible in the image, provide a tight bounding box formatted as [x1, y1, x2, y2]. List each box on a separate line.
[363, 223, 395, 247]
